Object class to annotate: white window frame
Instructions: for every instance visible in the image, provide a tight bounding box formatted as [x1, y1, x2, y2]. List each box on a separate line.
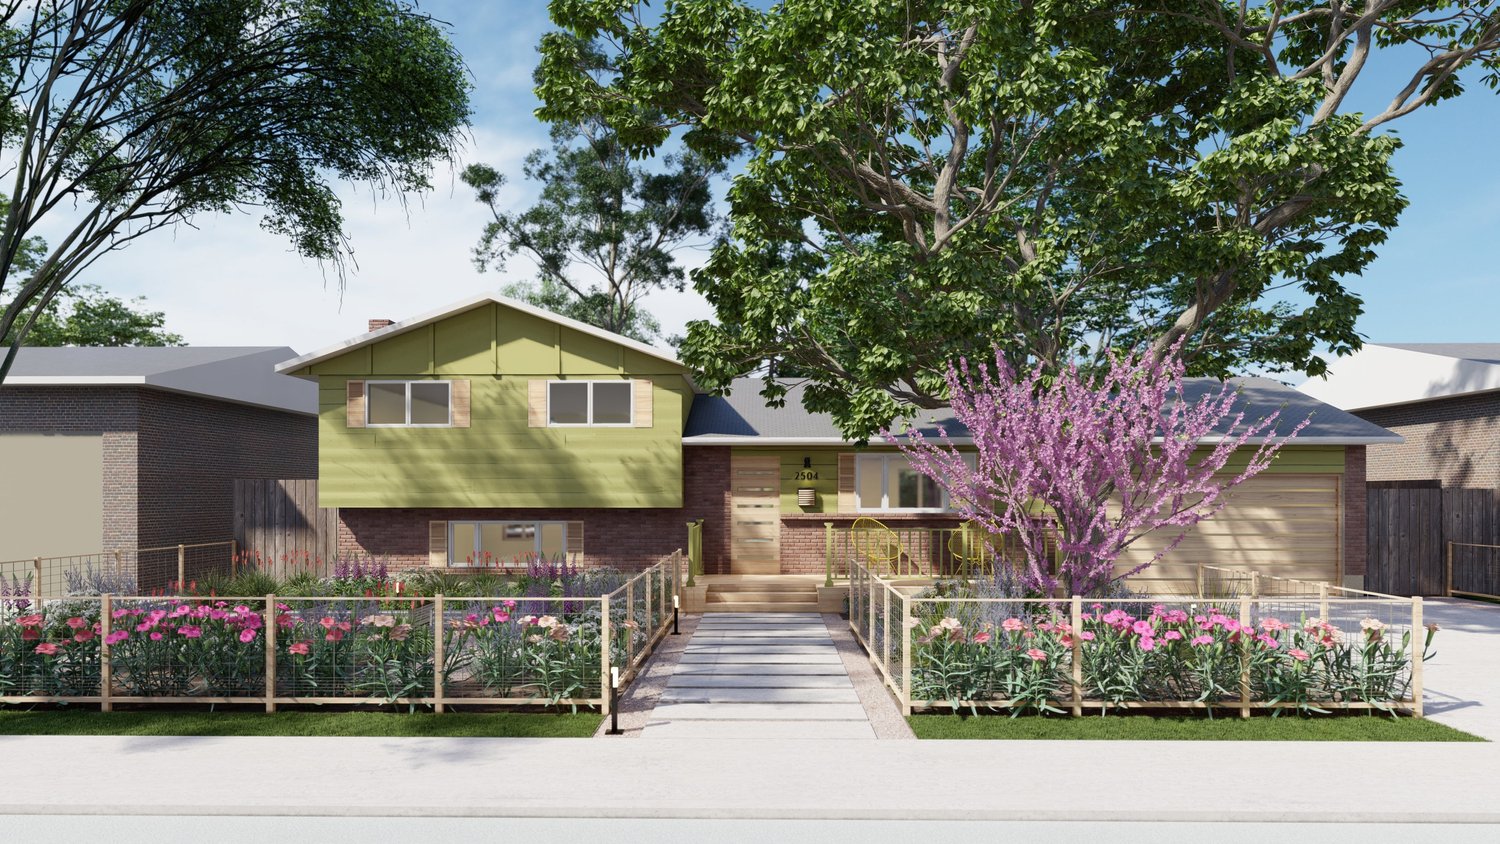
[365, 380, 452, 428]
[449, 520, 570, 566]
[854, 453, 973, 513]
[546, 380, 634, 427]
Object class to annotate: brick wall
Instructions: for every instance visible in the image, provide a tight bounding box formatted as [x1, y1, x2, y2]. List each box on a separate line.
[779, 513, 964, 575]
[1343, 445, 1367, 578]
[1, 386, 315, 570]
[1356, 392, 1500, 487]
[338, 446, 732, 572]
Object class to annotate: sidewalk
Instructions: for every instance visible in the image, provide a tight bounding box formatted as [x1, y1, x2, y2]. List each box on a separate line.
[3, 734, 1498, 821]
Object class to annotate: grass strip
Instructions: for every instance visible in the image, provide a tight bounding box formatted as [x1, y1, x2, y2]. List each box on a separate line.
[0, 708, 601, 738]
[909, 713, 1485, 742]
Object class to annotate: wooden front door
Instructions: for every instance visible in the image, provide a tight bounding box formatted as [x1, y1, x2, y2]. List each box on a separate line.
[730, 454, 781, 574]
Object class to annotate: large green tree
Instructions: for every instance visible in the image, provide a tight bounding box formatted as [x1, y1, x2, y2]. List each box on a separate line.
[462, 113, 721, 343]
[536, 0, 1500, 438]
[0, 0, 470, 383]
[1, 283, 182, 347]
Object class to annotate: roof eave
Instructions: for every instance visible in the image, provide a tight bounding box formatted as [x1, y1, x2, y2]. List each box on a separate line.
[681, 434, 1404, 446]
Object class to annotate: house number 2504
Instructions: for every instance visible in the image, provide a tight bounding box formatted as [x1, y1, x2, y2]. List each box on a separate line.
[793, 470, 820, 480]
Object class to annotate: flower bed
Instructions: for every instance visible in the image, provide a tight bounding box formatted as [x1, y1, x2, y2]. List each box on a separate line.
[849, 563, 1434, 717]
[0, 552, 683, 712]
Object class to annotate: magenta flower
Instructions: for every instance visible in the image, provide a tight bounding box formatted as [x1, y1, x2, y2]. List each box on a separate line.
[1138, 636, 1156, 652]
[1190, 634, 1214, 646]
[1078, 630, 1095, 641]
[1131, 620, 1154, 637]
[1162, 630, 1182, 641]
[238, 629, 256, 643]
[104, 630, 129, 645]
[149, 631, 163, 641]
[178, 626, 202, 638]
[34, 642, 61, 655]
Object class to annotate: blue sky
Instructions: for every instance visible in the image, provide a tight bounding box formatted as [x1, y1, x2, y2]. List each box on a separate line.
[50, 3, 1500, 369]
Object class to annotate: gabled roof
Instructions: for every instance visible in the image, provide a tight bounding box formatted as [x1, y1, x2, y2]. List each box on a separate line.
[4, 347, 315, 415]
[1299, 343, 1500, 411]
[274, 292, 689, 380]
[684, 376, 1400, 445]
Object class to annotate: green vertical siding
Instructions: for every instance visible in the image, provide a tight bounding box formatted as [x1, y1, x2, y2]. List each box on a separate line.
[302, 302, 694, 509]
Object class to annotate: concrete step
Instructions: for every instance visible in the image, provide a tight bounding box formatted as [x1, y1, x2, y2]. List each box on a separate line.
[704, 580, 821, 592]
[703, 602, 821, 613]
[707, 590, 817, 603]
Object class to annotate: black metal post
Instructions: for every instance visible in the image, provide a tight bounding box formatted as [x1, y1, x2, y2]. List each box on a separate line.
[672, 604, 680, 635]
[606, 667, 622, 735]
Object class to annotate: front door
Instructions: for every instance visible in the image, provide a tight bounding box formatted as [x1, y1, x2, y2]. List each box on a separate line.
[729, 454, 781, 574]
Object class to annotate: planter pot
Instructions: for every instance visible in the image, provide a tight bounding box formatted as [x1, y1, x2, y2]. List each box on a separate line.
[679, 584, 708, 614]
[817, 584, 849, 614]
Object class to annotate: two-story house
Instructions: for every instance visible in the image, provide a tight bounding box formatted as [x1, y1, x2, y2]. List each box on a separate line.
[277, 293, 1399, 590]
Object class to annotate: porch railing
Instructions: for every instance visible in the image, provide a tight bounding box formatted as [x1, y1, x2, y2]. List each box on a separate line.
[823, 522, 1033, 582]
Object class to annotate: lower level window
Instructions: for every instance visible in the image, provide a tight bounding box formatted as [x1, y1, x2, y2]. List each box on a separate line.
[450, 521, 567, 566]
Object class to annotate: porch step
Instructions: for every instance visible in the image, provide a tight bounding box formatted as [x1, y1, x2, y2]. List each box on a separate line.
[703, 601, 820, 613]
[707, 590, 817, 603]
[707, 581, 819, 592]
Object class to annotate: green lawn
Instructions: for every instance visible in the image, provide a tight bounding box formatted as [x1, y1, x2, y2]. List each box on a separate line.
[0, 708, 602, 738]
[909, 713, 1484, 742]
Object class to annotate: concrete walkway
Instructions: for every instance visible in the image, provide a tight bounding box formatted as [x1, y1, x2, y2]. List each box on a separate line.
[1418, 598, 1500, 741]
[642, 613, 877, 739]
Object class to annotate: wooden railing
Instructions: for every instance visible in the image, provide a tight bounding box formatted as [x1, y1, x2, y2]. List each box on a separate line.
[0, 541, 237, 599]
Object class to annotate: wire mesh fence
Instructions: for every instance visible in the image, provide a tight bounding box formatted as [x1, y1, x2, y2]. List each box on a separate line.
[0, 550, 685, 713]
[848, 559, 1430, 718]
[0, 541, 237, 603]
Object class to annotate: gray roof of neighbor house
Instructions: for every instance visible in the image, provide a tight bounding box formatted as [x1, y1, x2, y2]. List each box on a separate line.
[4, 347, 316, 415]
[1298, 343, 1500, 411]
[1379, 343, 1500, 365]
[683, 376, 1401, 445]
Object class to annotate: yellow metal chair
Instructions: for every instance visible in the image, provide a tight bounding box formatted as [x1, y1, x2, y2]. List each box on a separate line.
[850, 517, 904, 576]
[946, 520, 997, 578]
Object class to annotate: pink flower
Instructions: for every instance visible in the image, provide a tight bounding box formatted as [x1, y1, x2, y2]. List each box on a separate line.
[389, 624, 412, 642]
[178, 626, 202, 638]
[1162, 630, 1182, 641]
[104, 630, 129, 645]
[1001, 618, 1024, 632]
[73, 629, 95, 643]
[135, 621, 154, 632]
[238, 629, 256, 643]
[1078, 630, 1095, 641]
[21, 629, 39, 641]
[17, 614, 43, 627]
[34, 642, 61, 655]
[502, 599, 517, 609]
[1131, 620, 1154, 637]
[325, 628, 345, 642]
[1257, 635, 1279, 649]
[972, 632, 992, 644]
[65, 616, 89, 629]
[149, 632, 163, 641]
[1288, 648, 1310, 662]
[287, 642, 311, 655]
[492, 608, 511, 624]
[1190, 634, 1214, 646]
[1260, 617, 1289, 633]
[1138, 636, 1156, 652]
[112, 609, 131, 619]
[1025, 648, 1046, 661]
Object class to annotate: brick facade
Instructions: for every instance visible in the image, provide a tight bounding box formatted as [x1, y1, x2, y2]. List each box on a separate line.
[1355, 392, 1500, 487]
[338, 446, 732, 572]
[1343, 445, 1367, 578]
[0, 385, 316, 566]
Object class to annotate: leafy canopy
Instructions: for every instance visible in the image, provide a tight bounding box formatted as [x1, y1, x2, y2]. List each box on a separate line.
[0, 0, 471, 382]
[537, 0, 1500, 439]
[1, 283, 182, 347]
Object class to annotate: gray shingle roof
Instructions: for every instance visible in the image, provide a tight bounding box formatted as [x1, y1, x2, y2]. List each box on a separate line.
[683, 376, 1400, 444]
[4, 347, 315, 414]
[1378, 343, 1500, 365]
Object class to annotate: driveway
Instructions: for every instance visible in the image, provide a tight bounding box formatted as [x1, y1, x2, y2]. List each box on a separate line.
[1419, 598, 1500, 740]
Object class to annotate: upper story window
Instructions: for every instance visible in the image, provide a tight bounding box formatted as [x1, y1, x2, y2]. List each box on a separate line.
[548, 380, 633, 426]
[367, 380, 451, 427]
[855, 453, 972, 512]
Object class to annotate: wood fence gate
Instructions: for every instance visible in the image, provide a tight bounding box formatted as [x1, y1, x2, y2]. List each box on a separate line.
[1367, 482, 1500, 596]
[232, 479, 338, 574]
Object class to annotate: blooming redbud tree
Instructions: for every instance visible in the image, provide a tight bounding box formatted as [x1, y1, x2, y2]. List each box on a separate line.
[887, 347, 1309, 595]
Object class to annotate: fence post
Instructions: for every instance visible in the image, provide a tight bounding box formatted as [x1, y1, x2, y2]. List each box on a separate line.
[646, 569, 654, 638]
[177, 544, 186, 593]
[1250, 571, 1260, 599]
[868, 569, 877, 647]
[32, 557, 42, 607]
[684, 522, 697, 587]
[1071, 595, 1083, 718]
[600, 594, 612, 715]
[824, 522, 835, 587]
[882, 580, 892, 675]
[100, 594, 113, 713]
[1196, 563, 1205, 599]
[1238, 596, 1252, 719]
[1411, 596, 1425, 718]
[1445, 541, 1454, 597]
[1318, 582, 1329, 621]
[264, 594, 278, 713]
[433, 594, 445, 715]
[901, 594, 913, 716]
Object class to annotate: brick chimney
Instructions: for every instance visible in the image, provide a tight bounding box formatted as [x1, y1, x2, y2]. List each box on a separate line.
[368, 319, 394, 332]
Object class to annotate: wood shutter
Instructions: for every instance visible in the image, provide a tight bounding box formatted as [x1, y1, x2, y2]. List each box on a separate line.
[527, 380, 547, 427]
[567, 521, 584, 563]
[837, 453, 856, 513]
[450, 379, 471, 427]
[428, 521, 448, 567]
[346, 381, 366, 428]
[632, 379, 653, 427]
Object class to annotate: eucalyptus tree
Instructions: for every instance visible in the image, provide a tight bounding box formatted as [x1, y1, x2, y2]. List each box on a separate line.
[0, 0, 471, 382]
[536, 0, 1500, 438]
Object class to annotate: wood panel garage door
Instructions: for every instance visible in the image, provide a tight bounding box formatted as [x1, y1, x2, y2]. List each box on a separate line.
[1119, 474, 1342, 593]
[730, 455, 781, 574]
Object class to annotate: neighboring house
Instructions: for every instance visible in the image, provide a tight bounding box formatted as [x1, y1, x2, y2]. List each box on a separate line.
[278, 294, 1398, 589]
[1299, 343, 1500, 487]
[0, 347, 317, 569]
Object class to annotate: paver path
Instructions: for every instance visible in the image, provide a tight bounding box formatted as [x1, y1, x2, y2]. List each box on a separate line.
[641, 613, 877, 739]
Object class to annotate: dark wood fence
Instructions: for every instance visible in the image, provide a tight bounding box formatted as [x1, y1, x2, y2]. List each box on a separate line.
[232, 479, 338, 574]
[1367, 482, 1500, 597]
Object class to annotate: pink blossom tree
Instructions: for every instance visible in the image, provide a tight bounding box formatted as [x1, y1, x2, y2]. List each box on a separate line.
[887, 348, 1309, 595]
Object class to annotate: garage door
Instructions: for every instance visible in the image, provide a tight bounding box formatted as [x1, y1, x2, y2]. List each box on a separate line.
[1117, 474, 1341, 594]
[0, 433, 104, 562]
